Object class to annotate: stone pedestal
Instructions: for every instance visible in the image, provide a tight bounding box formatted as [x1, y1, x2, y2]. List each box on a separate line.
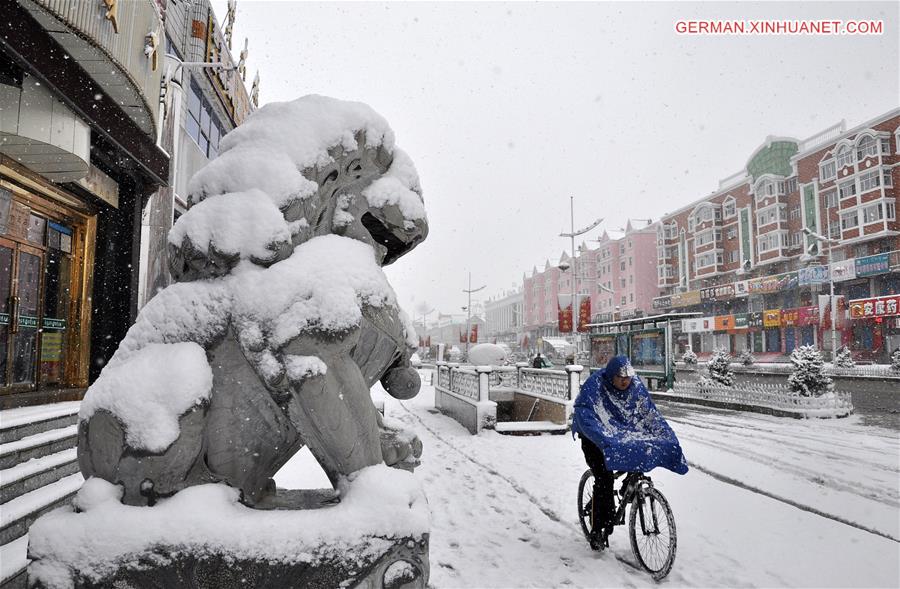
[32, 534, 429, 589]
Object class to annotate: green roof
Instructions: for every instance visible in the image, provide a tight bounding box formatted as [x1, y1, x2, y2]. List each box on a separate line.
[747, 140, 798, 180]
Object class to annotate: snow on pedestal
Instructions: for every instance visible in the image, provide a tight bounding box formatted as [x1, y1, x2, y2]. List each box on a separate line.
[28, 466, 429, 589]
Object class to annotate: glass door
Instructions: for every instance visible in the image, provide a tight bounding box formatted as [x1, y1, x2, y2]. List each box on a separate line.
[0, 237, 44, 391]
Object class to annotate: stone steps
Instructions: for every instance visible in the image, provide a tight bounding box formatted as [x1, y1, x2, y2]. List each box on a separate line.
[0, 402, 82, 589]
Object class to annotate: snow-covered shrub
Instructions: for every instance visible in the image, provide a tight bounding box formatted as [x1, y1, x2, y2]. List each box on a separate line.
[707, 349, 734, 386]
[892, 348, 900, 373]
[682, 348, 698, 366]
[833, 346, 855, 368]
[788, 345, 833, 397]
[738, 350, 756, 366]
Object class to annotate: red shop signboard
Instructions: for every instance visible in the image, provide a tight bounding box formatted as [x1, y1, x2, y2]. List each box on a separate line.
[849, 295, 900, 319]
[781, 306, 819, 327]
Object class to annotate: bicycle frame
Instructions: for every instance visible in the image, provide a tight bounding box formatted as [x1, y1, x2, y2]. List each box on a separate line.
[612, 472, 660, 535]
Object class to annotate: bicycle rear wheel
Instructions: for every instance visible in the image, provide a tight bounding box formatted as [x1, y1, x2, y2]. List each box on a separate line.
[577, 469, 595, 542]
[628, 486, 677, 580]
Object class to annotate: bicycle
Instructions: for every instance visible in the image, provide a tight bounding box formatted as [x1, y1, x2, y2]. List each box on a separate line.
[578, 469, 677, 580]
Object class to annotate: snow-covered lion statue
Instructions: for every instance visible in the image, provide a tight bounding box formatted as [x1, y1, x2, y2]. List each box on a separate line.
[77, 96, 428, 507]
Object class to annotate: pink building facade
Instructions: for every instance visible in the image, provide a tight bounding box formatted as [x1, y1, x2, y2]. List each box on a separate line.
[522, 222, 660, 350]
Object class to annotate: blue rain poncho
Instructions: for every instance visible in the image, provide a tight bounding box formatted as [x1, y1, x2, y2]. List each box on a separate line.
[572, 356, 688, 475]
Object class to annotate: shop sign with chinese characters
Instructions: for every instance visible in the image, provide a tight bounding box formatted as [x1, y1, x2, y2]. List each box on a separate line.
[700, 284, 735, 302]
[830, 258, 857, 282]
[763, 309, 782, 328]
[781, 306, 819, 327]
[849, 295, 900, 319]
[749, 272, 799, 295]
[798, 265, 829, 286]
[854, 253, 890, 278]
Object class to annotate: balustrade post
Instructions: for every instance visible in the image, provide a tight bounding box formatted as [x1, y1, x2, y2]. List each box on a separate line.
[476, 365, 492, 403]
[448, 362, 459, 392]
[565, 364, 583, 401]
[515, 362, 528, 389]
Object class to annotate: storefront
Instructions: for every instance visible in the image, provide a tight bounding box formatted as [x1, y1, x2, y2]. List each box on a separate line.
[848, 294, 900, 362]
[0, 172, 95, 395]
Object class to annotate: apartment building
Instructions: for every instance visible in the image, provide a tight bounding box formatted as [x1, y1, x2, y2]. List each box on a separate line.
[655, 108, 900, 362]
[522, 222, 660, 353]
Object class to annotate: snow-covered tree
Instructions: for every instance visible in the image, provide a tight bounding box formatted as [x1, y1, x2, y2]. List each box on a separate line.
[707, 348, 734, 386]
[682, 348, 698, 366]
[738, 350, 756, 366]
[788, 345, 833, 397]
[891, 348, 900, 373]
[833, 346, 855, 368]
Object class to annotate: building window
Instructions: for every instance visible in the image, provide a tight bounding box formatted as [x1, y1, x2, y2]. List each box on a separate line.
[887, 201, 896, 220]
[697, 230, 715, 246]
[758, 233, 782, 253]
[828, 220, 840, 239]
[723, 199, 736, 217]
[782, 232, 802, 248]
[883, 170, 893, 187]
[836, 145, 853, 168]
[726, 227, 736, 240]
[859, 170, 881, 193]
[862, 203, 884, 224]
[789, 207, 801, 221]
[629, 293, 634, 302]
[880, 138, 891, 154]
[856, 135, 877, 160]
[620, 261, 625, 271]
[840, 211, 859, 230]
[786, 177, 798, 193]
[729, 250, 740, 263]
[697, 252, 717, 268]
[838, 180, 856, 200]
[186, 79, 224, 159]
[819, 159, 836, 181]
[823, 189, 838, 209]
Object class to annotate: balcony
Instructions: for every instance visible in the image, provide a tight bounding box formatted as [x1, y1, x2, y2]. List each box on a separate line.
[21, 0, 164, 138]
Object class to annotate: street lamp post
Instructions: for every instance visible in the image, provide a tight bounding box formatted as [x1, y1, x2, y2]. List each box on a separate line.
[802, 228, 841, 361]
[559, 197, 603, 353]
[463, 272, 486, 360]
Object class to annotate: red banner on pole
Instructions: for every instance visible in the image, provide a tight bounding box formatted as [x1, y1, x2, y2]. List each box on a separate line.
[577, 295, 591, 332]
[470, 324, 478, 343]
[558, 294, 573, 333]
[425, 336, 431, 347]
[459, 329, 466, 343]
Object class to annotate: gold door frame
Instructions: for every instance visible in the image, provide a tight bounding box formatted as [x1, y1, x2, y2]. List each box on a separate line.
[1, 157, 97, 390]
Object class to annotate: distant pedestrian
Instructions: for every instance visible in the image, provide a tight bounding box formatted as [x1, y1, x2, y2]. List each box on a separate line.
[532, 353, 544, 368]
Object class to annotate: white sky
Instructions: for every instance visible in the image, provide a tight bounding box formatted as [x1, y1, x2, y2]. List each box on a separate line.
[212, 1, 899, 319]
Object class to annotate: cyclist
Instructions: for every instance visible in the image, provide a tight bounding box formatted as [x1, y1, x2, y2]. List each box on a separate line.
[572, 355, 688, 550]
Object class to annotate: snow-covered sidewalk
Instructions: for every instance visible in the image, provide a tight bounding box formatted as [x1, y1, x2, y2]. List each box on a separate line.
[277, 378, 900, 588]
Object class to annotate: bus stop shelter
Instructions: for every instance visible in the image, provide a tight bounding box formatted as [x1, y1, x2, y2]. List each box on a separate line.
[586, 312, 700, 390]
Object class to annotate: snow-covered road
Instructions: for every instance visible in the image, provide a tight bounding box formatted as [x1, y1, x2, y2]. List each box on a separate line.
[275, 378, 900, 588]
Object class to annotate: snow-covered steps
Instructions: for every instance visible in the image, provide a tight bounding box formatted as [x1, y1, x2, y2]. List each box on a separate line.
[0, 402, 83, 589]
[494, 420, 569, 435]
[0, 402, 80, 445]
[1, 473, 83, 545]
[0, 448, 79, 503]
[0, 425, 78, 470]
[0, 535, 28, 588]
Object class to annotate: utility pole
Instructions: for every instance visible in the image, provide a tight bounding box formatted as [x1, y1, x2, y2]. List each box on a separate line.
[463, 272, 486, 361]
[559, 197, 603, 353]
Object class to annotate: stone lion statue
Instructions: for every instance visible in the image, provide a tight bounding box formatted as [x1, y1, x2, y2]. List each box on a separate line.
[77, 96, 428, 507]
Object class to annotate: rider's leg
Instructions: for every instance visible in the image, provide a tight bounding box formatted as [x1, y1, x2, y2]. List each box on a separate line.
[581, 438, 615, 534]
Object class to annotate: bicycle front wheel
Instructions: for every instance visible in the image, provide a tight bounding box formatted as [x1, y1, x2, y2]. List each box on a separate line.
[577, 469, 595, 542]
[628, 486, 677, 580]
